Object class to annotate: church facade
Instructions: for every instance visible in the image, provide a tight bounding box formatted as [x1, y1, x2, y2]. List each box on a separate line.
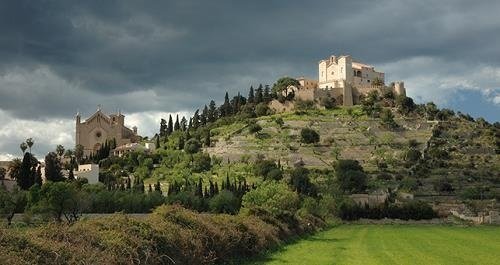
[75, 108, 139, 156]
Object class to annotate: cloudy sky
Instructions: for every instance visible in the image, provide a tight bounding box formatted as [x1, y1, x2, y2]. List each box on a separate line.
[0, 0, 499, 160]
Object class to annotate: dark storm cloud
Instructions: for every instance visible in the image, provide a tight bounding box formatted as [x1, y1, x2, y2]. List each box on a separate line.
[0, 0, 499, 120]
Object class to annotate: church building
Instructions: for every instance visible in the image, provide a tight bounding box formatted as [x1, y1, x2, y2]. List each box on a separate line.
[75, 107, 139, 156]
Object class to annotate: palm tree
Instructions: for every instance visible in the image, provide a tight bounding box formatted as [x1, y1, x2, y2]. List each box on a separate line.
[20, 142, 27, 155]
[56, 145, 65, 158]
[26, 138, 34, 154]
[7, 159, 22, 180]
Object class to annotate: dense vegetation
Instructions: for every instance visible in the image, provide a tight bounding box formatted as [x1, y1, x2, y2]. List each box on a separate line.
[1, 77, 498, 264]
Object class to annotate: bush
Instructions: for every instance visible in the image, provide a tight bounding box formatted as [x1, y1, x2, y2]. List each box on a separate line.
[295, 100, 315, 111]
[338, 201, 437, 221]
[255, 103, 270, 116]
[209, 190, 240, 214]
[320, 97, 336, 109]
[300, 128, 320, 144]
[248, 123, 262, 134]
[242, 181, 299, 217]
[335, 160, 367, 193]
[289, 167, 317, 197]
[192, 153, 212, 173]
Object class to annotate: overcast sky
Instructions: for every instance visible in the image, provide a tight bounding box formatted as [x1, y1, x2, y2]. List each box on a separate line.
[0, 0, 499, 160]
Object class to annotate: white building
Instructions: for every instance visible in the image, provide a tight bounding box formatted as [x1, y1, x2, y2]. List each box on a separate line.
[74, 164, 99, 184]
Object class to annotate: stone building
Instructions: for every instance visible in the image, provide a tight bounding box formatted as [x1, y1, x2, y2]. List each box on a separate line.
[76, 108, 139, 156]
[290, 54, 406, 106]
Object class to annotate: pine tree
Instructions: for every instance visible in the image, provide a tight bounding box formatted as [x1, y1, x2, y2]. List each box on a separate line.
[174, 114, 180, 131]
[248, 86, 255, 104]
[201, 105, 208, 126]
[208, 100, 218, 123]
[180, 116, 188, 131]
[256, 84, 264, 103]
[192, 109, 200, 129]
[44, 152, 63, 182]
[160, 118, 167, 136]
[167, 115, 173, 135]
[264, 85, 271, 102]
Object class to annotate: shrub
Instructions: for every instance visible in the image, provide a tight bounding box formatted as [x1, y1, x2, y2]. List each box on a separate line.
[184, 139, 202, 154]
[242, 181, 299, 217]
[209, 190, 240, 214]
[248, 123, 262, 134]
[335, 160, 367, 193]
[289, 167, 317, 197]
[338, 200, 436, 221]
[192, 153, 212, 173]
[320, 97, 336, 109]
[255, 103, 270, 117]
[300, 128, 320, 144]
[295, 100, 315, 111]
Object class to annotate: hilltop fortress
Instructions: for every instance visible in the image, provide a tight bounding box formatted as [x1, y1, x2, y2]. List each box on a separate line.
[289, 54, 406, 106]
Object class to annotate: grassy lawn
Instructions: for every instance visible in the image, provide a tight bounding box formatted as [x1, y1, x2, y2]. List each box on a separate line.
[248, 225, 500, 265]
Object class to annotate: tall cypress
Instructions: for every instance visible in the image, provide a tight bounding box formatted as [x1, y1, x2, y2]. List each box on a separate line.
[167, 115, 173, 135]
[174, 114, 180, 131]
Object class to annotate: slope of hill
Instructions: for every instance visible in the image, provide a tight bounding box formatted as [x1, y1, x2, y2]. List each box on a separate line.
[204, 105, 499, 198]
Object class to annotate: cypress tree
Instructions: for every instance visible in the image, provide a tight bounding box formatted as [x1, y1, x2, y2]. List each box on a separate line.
[148, 184, 153, 193]
[248, 86, 255, 104]
[155, 180, 162, 193]
[209, 180, 215, 197]
[221, 92, 231, 117]
[156, 134, 160, 149]
[174, 114, 180, 131]
[18, 152, 34, 190]
[196, 178, 203, 198]
[167, 115, 173, 135]
[35, 164, 42, 186]
[178, 135, 185, 150]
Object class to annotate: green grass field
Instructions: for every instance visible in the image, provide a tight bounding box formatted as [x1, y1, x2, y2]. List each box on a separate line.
[248, 225, 500, 265]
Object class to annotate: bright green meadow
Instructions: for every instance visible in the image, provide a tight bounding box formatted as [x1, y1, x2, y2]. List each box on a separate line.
[248, 225, 500, 265]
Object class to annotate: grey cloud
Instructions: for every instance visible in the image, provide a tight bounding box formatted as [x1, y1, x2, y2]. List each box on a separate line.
[0, 0, 499, 157]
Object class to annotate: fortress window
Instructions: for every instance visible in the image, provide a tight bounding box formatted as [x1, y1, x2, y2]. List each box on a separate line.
[367, 80, 370, 83]
[331, 71, 334, 75]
